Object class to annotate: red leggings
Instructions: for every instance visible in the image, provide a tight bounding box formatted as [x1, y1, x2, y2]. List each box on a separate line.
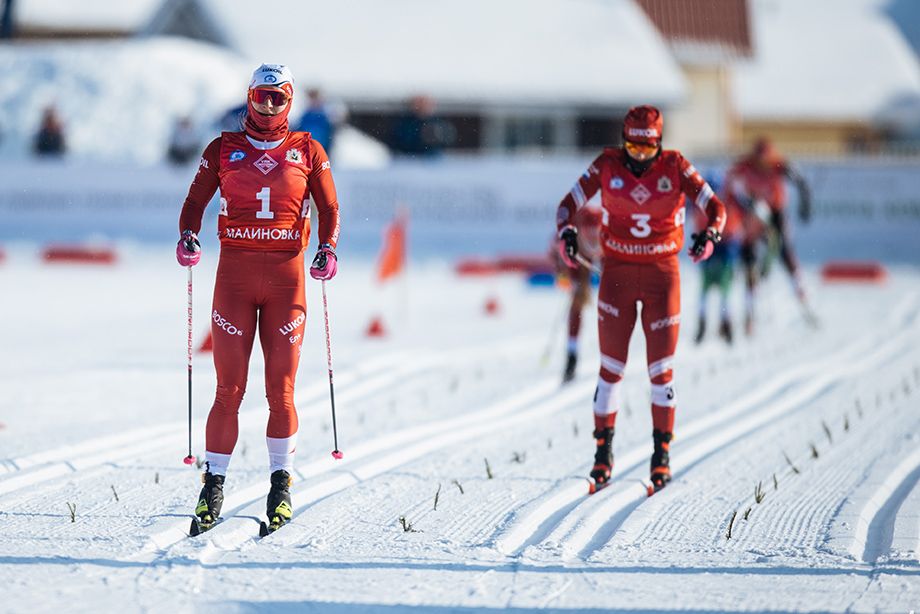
[594, 256, 681, 433]
[206, 248, 306, 455]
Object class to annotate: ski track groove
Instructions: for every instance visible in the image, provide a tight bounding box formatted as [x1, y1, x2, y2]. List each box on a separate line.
[492, 299, 920, 562]
[612, 310, 920, 560]
[0, 334, 541, 505]
[0, 350, 411, 493]
[829, 442, 920, 563]
[486, 323, 855, 558]
[134, 372, 595, 566]
[888, 464, 920, 563]
[0, 335, 543, 551]
[577, 324, 920, 562]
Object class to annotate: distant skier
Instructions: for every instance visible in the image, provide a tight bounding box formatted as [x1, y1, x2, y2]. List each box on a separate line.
[176, 64, 341, 534]
[692, 173, 745, 345]
[555, 106, 726, 494]
[553, 204, 602, 383]
[724, 137, 814, 334]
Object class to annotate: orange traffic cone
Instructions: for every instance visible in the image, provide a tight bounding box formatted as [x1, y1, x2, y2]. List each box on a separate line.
[484, 296, 500, 316]
[365, 315, 387, 338]
[198, 331, 213, 353]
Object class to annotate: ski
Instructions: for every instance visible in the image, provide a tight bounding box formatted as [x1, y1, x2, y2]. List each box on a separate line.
[587, 478, 612, 495]
[189, 515, 222, 536]
[258, 516, 289, 537]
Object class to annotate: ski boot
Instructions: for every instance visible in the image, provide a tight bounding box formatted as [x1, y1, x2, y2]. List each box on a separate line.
[648, 430, 673, 495]
[190, 472, 224, 536]
[719, 318, 733, 344]
[259, 470, 293, 536]
[588, 427, 614, 494]
[562, 352, 577, 384]
[693, 315, 706, 345]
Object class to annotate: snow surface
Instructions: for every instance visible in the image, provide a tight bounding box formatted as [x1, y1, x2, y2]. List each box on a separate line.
[734, 0, 920, 122]
[1, 247, 919, 612]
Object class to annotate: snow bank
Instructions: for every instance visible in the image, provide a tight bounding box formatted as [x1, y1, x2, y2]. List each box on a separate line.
[0, 37, 252, 163]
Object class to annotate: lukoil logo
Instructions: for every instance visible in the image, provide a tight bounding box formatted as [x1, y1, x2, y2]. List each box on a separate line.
[627, 127, 659, 138]
[213, 310, 244, 336]
[279, 313, 306, 335]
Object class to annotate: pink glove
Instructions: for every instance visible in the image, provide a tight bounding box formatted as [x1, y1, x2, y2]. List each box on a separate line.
[176, 230, 201, 267]
[557, 226, 578, 269]
[310, 244, 337, 280]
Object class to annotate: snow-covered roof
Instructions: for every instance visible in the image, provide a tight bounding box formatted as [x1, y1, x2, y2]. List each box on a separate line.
[144, 0, 686, 109]
[13, 0, 161, 32]
[733, 0, 920, 123]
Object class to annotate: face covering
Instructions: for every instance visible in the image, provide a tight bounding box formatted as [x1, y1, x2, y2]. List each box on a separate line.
[243, 94, 290, 143]
[624, 148, 660, 176]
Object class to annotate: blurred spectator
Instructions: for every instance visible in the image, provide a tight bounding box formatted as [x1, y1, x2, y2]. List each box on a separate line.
[295, 88, 335, 151]
[218, 103, 247, 132]
[167, 116, 201, 165]
[34, 106, 66, 157]
[390, 95, 455, 158]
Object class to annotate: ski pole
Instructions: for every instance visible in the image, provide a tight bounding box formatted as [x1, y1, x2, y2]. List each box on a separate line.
[183, 266, 196, 466]
[540, 288, 569, 367]
[321, 278, 343, 459]
[576, 253, 601, 275]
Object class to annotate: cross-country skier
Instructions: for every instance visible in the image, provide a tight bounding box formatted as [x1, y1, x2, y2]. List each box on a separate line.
[555, 106, 726, 494]
[176, 64, 341, 534]
[692, 173, 745, 345]
[724, 137, 813, 335]
[553, 204, 602, 383]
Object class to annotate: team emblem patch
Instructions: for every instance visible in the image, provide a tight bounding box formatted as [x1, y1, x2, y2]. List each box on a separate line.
[610, 176, 624, 189]
[285, 148, 304, 164]
[229, 150, 246, 162]
[657, 176, 672, 192]
[630, 184, 651, 205]
[253, 152, 278, 175]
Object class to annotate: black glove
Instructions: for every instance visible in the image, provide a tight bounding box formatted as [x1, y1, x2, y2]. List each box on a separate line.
[180, 230, 200, 253]
[558, 225, 578, 265]
[689, 227, 721, 260]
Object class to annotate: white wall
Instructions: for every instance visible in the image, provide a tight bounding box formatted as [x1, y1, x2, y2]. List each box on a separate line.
[1, 157, 918, 263]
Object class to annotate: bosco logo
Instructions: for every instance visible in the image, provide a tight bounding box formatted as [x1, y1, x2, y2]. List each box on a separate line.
[263, 74, 277, 83]
[212, 310, 244, 336]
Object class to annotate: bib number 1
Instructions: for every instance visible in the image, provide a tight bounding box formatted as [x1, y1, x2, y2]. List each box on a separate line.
[255, 187, 274, 220]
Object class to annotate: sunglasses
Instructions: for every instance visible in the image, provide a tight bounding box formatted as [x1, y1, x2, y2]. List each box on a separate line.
[624, 140, 659, 158]
[250, 88, 290, 106]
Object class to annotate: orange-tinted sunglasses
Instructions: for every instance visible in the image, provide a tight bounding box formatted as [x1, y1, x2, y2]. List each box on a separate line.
[624, 140, 659, 159]
[250, 88, 290, 106]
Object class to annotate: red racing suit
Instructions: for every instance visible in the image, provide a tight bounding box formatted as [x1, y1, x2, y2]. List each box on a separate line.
[557, 148, 726, 433]
[179, 131, 340, 470]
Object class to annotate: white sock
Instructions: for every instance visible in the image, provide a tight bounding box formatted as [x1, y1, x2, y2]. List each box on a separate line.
[266, 433, 298, 474]
[593, 378, 622, 416]
[205, 451, 232, 476]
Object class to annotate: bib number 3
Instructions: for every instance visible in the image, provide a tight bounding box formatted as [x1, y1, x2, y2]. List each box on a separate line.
[630, 213, 652, 238]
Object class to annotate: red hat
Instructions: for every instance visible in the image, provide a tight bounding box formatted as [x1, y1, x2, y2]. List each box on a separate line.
[623, 105, 663, 146]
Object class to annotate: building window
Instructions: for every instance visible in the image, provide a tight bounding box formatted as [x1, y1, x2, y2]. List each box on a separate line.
[577, 117, 622, 149]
